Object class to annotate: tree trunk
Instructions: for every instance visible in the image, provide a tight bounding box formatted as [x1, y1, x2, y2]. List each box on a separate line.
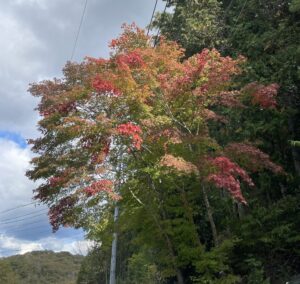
[202, 185, 219, 247]
[237, 202, 245, 219]
[288, 116, 300, 176]
[291, 145, 300, 176]
[109, 206, 119, 284]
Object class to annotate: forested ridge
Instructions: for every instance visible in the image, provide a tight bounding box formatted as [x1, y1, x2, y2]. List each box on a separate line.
[26, 0, 300, 283]
[0, 251, 83, 284]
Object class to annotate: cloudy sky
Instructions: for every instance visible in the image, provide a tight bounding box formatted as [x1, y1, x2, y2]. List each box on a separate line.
[0, 0, 165, 257]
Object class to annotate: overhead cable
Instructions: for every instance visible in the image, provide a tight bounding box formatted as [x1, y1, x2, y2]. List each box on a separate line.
[70, 0, 88, 61]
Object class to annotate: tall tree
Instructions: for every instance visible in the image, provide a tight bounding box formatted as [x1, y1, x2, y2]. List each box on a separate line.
[28, 24, 284, 283]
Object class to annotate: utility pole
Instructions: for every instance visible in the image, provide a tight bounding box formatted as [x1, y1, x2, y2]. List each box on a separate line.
[109, 205, 119, 284]
[109, 147, 124, 284]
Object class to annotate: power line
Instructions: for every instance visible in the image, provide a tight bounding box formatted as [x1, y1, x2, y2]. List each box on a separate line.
[70, 0, 88, 61]
[232, 0, 248, 34]
[1, 220, 84, 235]
[0, 213, 47, 225]
[0, 219, 47, 231]
[0, 208, 47, 223]
[147, 0, 159, 36]
[0, 201, 38, 215]
[154, 0, 168, 46]
[3, 224, 51, 234]
[224, 0, 235, 15]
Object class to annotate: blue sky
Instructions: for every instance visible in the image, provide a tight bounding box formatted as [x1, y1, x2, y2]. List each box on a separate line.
[0, 130, 27, 148]
[0, 0, 166, 257]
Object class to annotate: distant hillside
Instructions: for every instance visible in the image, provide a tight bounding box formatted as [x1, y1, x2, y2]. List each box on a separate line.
[0, 250, 84, 284]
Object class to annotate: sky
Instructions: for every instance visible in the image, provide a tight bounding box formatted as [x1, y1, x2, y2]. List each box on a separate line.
[0, 0, 166, 257]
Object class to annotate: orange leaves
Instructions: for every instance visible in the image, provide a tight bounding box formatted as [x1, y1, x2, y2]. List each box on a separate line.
[85, 56, 109, 66]
[109, 23, 149, 52]
[160, 154, 198, 175]
[83, 179, 116, 198]
[202, 109, 228, 123]
[157, 48, 243, 99]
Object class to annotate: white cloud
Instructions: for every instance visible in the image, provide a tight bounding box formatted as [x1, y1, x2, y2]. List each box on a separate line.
[0, 233, 91, 256]
[0, 139, 88, 256]
[0, 7, 41, 138]
[13, 0, 48, 9]
[0, 234, 43, 255]
[0, 8, 43, 76]
[0, 139, 35, 204]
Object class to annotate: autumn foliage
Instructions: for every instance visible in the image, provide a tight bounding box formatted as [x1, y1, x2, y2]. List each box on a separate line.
[116, 122, 143, 150]
[244, 82, 279, 109]
[27, 24, 282, 231]
[207, 156, 254, 204]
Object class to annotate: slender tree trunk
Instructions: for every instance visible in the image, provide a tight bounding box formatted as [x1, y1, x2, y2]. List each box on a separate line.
[288, 115, 300, 176]
[291, 145, 300, 176]
[237, 202, 245, 219]
[109, 206, 119, 284]
[202, 185, 219, 247]
[280, 183, 286, 197]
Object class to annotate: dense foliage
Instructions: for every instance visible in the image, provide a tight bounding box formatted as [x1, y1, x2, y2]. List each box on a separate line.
[0, 251, 83, 284]
[27, 1, 300, 283]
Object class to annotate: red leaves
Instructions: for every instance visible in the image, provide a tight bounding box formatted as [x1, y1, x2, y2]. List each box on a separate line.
[207, 156, 254, 204]
[48, 169, 73, 189]
[83, 179, 113, 196]
[92, 75, 121, 96]
[244, 82, 279, 109]
[116, 122, 143, 150]
[40, 101, 76, 117]
[83, 180, 120, 201]
[224, 143, 284, 174]
[48, 196, 78, 231]
[49, 176, 65, 188]
[215, 91, 244, 108]
[117, 51, 144, 68]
